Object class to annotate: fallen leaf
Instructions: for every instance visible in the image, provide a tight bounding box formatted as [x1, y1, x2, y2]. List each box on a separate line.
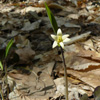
[21, 6, 45, 13]
[21, 20, 41, 31]
[67, 69, 100, 88]
[64, 23, 81, 28]
[15, 48, 35, 64]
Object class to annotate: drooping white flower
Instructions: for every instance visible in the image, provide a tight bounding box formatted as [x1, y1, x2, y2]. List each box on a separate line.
[51, 28, 70, 49]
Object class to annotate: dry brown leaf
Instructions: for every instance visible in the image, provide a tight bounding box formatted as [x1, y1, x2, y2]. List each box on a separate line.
[64, 51, 100, 70]
[15, 35, 31, 48]
[8, 65, 56, 100]
[38, 0, 53, 6]
[68, 77, 81, 84]
[67, 14, 79, 19]
[43, 62, 55, 75]
[35, 49, 61, 66]
[15, 48, 35, 64]
[48, 3, 64, 9]
[21, 7, 45, 14]
[78, 49, 100, 62]
[21, 20, 41, 31]
[67, 69, 100, 88]
[59, 66, 100, 88]
[70, 0, 87, 8]
[83, 39, 94, 51]
[64, 23, 81, 28]
[64, 43, 100, 70]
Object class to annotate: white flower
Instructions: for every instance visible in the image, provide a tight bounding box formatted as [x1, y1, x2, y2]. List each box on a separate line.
[51, 28, 70, 49]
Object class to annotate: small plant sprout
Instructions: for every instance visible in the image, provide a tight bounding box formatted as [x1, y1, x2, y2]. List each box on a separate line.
[0, 61, 3, 71]
[0, 39, 14, 100]
[51, 28, 70, 49]
[45, 3, 70, 100]
[5, 39, 14, 58]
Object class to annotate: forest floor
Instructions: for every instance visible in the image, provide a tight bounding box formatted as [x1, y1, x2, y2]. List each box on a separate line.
[0, 0, 100, 100]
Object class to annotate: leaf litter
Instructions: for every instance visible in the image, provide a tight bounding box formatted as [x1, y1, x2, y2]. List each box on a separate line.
[1, 0, 100, 100]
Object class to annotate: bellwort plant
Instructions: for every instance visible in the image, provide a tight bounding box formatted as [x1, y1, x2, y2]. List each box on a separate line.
[45, 3, 70, 100]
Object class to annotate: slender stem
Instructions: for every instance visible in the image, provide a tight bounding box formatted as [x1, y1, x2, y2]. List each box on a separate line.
[60, 47, 68, 100]
[4, 59, 9, 100]
[0, 85, 5, 100]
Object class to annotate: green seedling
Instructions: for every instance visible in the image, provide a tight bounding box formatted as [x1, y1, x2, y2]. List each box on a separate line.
[5, 39, 14, 58]
[0, 39, 14, 100]
[0, 61, 3, 71]
[0, 39, 13, 71]
[45, 3, 70, 100]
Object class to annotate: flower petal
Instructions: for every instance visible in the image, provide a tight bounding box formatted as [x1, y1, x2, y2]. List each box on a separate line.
[57, 28, 62, 35]
[59, 42, 64, 49]
[63, 38, 70, 42]
[51, 34, 57, 40]
[52, 41, 58, 48]
[62, 35, 69, 40]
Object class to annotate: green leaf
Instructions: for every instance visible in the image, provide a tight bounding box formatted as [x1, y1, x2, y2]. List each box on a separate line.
[45, 3, 58, 34]
[5, 39, 14, 58]
[0, 61, 3, 70]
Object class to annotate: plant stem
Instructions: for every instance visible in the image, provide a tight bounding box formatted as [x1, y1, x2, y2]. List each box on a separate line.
[60, 47, 68, 100]
[0, 85, 5, 100]
[4, 60, 9, 100]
